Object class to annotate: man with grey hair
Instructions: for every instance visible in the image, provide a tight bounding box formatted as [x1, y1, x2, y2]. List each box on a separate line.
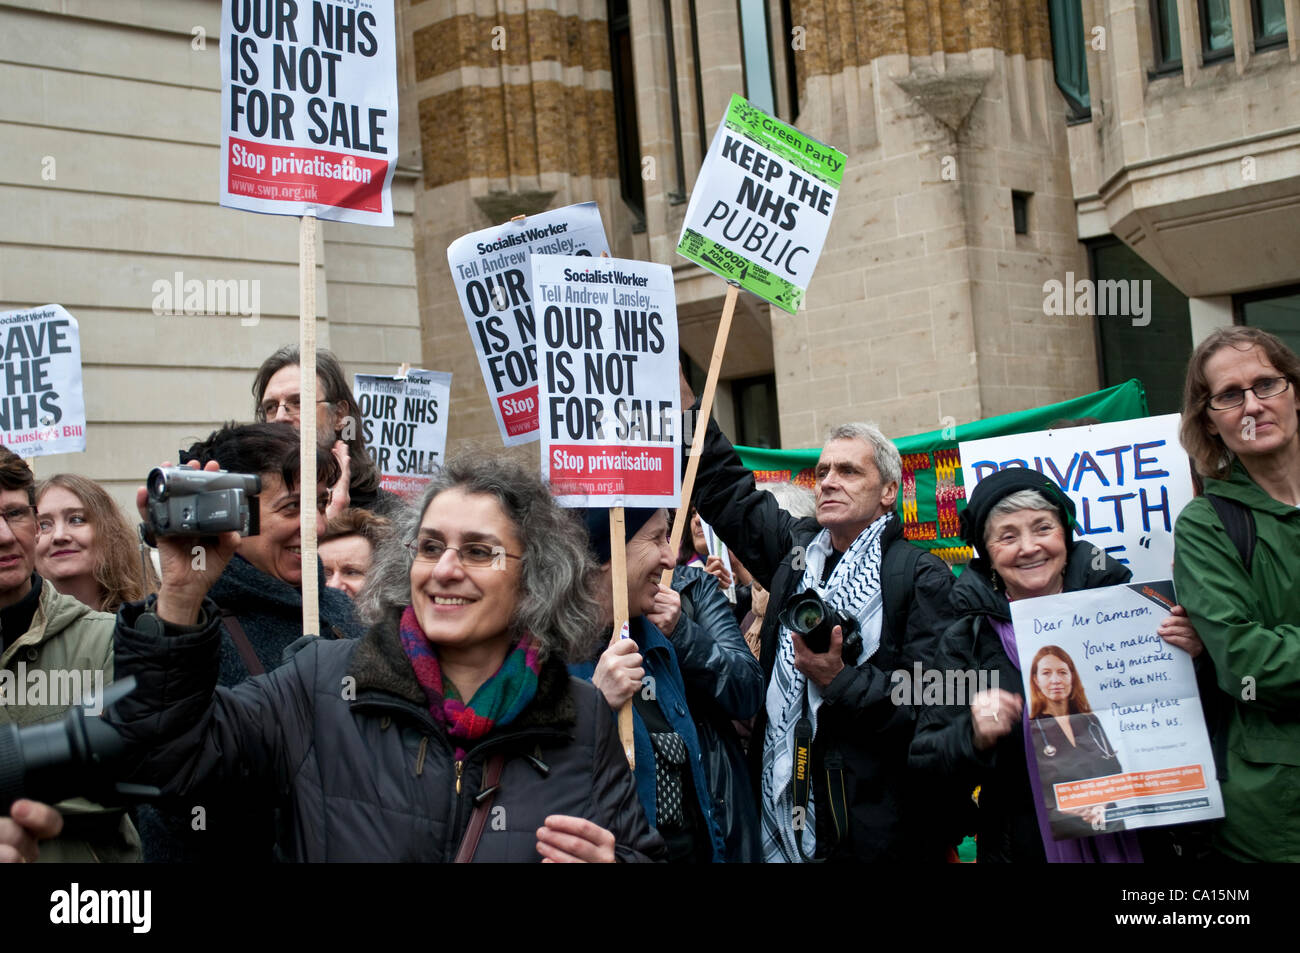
[680, 371, 956, 863]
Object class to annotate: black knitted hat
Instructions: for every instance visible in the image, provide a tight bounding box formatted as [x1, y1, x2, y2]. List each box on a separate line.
[579, 507, 660, 565]
[959, 467, 1077, 564]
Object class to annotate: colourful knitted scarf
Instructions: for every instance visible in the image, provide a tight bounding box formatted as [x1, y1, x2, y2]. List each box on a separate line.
[398, 605, 542, 760]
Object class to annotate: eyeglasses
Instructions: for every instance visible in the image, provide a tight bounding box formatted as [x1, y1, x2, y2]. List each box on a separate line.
[1206, 376, 1292, 411]
[406, 538, 523, 569]
[258, 395, 333, 421]
[0, 505, 38, 531]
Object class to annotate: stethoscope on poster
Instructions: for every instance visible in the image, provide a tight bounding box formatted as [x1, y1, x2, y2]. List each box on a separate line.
[1035, 715, 1118, 760]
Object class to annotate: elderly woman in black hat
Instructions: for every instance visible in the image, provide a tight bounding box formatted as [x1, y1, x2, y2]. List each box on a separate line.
[909, 468, 1201, 863]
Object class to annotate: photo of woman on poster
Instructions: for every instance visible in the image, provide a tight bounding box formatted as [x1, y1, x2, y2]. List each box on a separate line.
[1028, 645, 1125, 838]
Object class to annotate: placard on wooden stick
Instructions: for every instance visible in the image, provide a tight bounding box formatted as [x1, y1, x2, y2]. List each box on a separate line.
[534, 253, 681, 768]
[299, 210, 320, 639]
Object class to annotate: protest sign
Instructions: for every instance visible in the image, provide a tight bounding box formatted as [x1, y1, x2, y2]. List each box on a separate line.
[533, 255, 680, 508]
[1010, 581, 1224, 840]
[0, 305, 86, 458]
[677, 95, 844, 315]
[447, 203, 610, 446]
[734, 379, 1150, 565]
[958, 414, 1192, 581]
[219, 0, 398, 225]
[354, 369, 451, 499]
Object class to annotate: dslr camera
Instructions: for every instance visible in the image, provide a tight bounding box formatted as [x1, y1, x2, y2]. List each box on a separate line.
[143, 467, 261, 541]
[778, 589, 863, 663]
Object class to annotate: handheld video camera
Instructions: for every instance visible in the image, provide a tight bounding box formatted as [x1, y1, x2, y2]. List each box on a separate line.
[778, 590, 863, 663]
[142, 467, 261, 542]
[0, 678, 158, 813]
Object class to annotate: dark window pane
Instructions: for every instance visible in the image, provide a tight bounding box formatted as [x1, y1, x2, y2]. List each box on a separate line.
[1202, 0, 1234, 52]
[1253, 0, 1287, 41]
[739, 0, 776, 115]
[732, 375, 780, 449]
[1090, 239, 1193, 416]
[1240, 291, 1300, 356]
[1012, 191, 1031, 235]
[1153, 0, 1183, 65]
[608, 2, 644, 223]
[1048, 0, 1091, 116]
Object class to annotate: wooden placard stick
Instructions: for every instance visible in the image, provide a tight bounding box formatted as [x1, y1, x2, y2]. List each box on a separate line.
[608, 507, 635, 768]
[595, 249, 636, 767]
[660, 282, 739, 588]
[298, 209, 320, 638]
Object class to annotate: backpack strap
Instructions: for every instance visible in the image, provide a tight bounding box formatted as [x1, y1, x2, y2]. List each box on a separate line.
[881, 535, 923, 653]
[1206, 494, 1256, 574]
[1198, 494, 1255, 782]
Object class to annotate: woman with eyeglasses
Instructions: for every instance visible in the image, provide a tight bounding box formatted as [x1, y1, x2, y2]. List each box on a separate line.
[107, 452, 663, 862]
[1173, 327, 1300, 862]
[34, 474, 158, 613]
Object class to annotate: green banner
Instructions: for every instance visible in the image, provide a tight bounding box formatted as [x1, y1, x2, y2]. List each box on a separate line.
[735, 379, 1150, 563]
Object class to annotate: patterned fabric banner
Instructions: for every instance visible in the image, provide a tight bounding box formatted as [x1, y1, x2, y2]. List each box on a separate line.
[735, 379, 1149, 564]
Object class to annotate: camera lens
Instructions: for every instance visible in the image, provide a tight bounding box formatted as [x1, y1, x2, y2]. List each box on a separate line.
[147, 468, 168, 500]
[791, 599, 823, 633]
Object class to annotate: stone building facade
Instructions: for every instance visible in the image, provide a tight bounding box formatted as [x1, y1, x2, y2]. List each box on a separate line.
[0, 0, 423, 507]
[1, 0, 1297, 507]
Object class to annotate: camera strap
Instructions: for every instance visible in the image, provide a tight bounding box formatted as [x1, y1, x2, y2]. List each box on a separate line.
[791, 700, 849, 863]
[792, 713, 818, 863]
[220, 609, 265, 676]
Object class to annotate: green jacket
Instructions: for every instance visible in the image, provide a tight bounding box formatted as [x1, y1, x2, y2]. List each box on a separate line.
[0, 578, 140, 862]
[1174, 461, 1300, 862]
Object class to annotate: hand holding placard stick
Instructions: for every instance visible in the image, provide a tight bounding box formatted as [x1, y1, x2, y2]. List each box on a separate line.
[607, 508, 634, 767]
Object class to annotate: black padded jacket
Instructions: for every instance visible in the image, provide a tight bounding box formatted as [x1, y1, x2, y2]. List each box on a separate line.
[686, 411, 958, 862]
[108, 598, 665, 863]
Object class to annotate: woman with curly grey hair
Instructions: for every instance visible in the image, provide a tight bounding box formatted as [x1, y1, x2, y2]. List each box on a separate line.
[107, 452, 663, 862]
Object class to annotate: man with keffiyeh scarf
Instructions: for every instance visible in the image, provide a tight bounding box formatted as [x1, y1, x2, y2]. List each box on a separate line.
[680, 371, 957, 863]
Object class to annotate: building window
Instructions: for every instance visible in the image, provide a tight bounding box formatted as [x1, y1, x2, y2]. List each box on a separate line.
[779, 0, 800, 123]
[738, 0, 776, 115]
[660, 0, 687, 203]
[1150, 0, 1183, 73]
[1236, 286, 1300, 356]
[608, 0, 645, 229]
[1200, 0, 1234, 60]
[1088, 238, 1193, 416]
[1252, 0, 1288, 48]
[732, 374, 780, 449]
[1047, 0, 1090, 120]
[1012, 192, 1031, 235]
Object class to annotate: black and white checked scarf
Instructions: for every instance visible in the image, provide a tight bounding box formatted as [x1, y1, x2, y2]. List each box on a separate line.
[760, 514, 890, 862]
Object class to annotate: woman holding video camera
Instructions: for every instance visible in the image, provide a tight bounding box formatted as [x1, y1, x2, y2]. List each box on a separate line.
[107, 452, 662, 862]
[909, 468, 1201, 862]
